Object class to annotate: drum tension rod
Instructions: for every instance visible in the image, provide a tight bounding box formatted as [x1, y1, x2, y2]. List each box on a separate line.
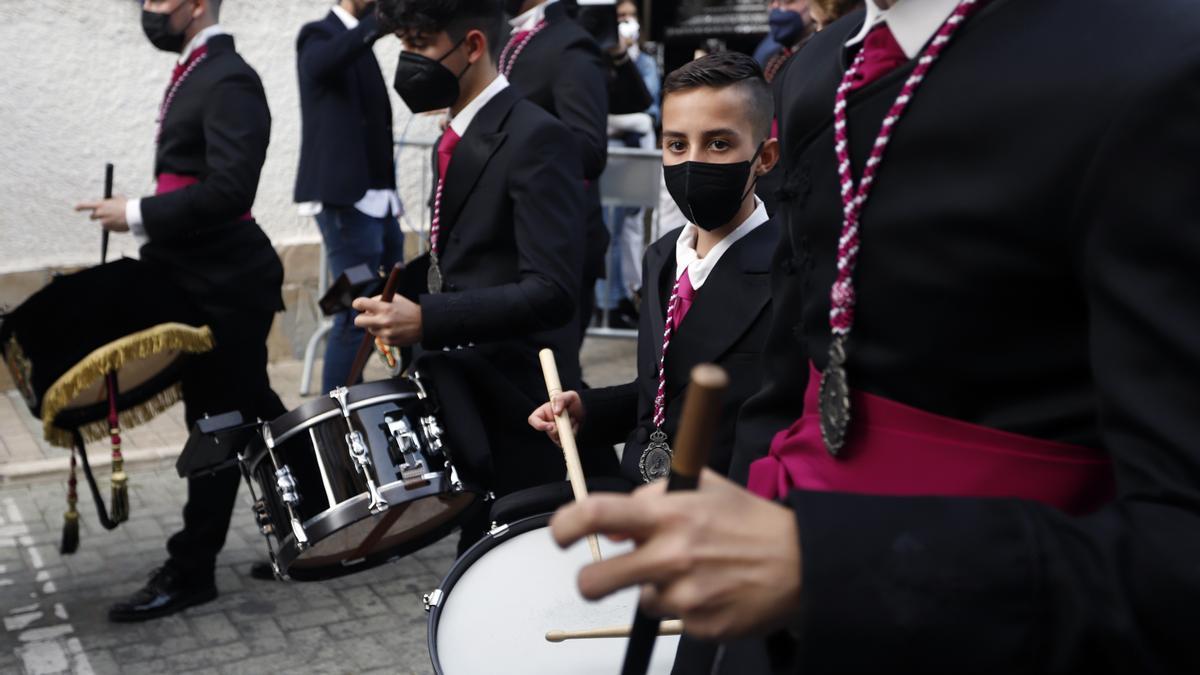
[330, 387, 390, 515]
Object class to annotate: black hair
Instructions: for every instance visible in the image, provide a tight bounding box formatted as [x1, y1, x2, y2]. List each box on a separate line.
[662, 51, 774, 141]
[378, 0, 506, 61]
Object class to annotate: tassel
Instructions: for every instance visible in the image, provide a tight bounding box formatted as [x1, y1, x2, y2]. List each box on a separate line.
[107, 373, 129, 523]
[61, 446, 80, 554]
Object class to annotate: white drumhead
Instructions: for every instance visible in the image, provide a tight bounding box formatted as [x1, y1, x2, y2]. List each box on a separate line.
[434, 524, 680, 674]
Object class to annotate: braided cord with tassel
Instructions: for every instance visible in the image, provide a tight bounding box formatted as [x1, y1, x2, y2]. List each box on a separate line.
[60, 445, 80, 554]
[106, 372, 129, 523]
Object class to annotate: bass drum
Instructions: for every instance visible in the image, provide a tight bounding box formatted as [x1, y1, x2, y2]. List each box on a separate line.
[426, 505, 679, 674]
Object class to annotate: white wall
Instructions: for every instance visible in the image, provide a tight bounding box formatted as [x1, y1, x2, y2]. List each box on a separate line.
[0, 0, 442, 275]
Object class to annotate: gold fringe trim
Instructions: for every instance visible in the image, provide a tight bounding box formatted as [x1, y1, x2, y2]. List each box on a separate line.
[41, 322, 214, 448]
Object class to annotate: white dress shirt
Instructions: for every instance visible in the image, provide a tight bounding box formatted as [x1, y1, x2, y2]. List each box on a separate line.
[845, 0, 961, 58]
[298, 5, 403, 220]
[126, 25, 228, 244]
[674, 198, 769, 290]
[448, 74, 510, 138]
[509, 0, 558, 33]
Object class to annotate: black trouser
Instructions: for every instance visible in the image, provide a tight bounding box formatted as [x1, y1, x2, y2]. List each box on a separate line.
[165, 308, 284, 584]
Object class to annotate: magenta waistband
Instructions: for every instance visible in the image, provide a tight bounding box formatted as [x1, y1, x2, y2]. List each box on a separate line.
[746, 363, 1115, 515]
[155, 174, 252, 221]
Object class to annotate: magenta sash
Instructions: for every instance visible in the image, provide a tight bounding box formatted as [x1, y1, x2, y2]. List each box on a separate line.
[746, 363, 1115, 515]
[155, 174, 252, 221]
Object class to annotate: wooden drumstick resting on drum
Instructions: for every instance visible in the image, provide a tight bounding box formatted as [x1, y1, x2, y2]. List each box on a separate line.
[539, 348, 602, 563]
[545, 620, 683, 643]
[346, 262, 404, 387]
[621, 364, 729, 675]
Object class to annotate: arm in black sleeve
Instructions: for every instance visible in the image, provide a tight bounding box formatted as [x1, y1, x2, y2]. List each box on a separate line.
[578, 382, 640, 447]
[420, 120, 584, 348]
[297, 11, 381, 83]
[141, 72, 270, 241]
[554, 39, 609, 180]
[785, 47, 1200, 675]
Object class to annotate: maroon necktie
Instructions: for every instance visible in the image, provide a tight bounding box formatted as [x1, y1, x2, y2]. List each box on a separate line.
[849, 24, 907, 91]
[437, 127, 461, 179]
[668, 269, 696, 331]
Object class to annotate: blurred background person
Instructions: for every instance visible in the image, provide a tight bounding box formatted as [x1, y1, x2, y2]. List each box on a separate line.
[294, 0, 404, 393]
[810, 0, 865, 31]
[598, 0, 661, 329]
[754, 0, 814, 82]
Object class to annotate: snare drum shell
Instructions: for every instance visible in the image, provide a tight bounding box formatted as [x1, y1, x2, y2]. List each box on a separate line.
[427, 513, 680, 675]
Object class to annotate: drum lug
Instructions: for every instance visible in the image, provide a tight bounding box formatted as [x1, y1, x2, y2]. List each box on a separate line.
[386, 417, 426, 475]
[253, 499, 273, 535]
[446, 461, 463, 493]
[346, 430, 389, 515]
[419, 415, 446, 455]
[423, 588, 443, 612]
[274, 465, 309, 549]
[487, 522, 509, 539]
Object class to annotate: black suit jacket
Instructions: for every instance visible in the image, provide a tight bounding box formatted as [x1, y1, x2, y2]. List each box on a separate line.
[293, 10, 396, 206]
[138, 35, 282, 328]
[505, 1, 610, 280]
[401, 86, 599, 492]
[732, 2, 1200, 673]
[580, 221, 776, 482]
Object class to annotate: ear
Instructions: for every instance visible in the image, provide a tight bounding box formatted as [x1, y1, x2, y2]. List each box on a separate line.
[756, 137, 781, 175]
[466, 29, 489, 65]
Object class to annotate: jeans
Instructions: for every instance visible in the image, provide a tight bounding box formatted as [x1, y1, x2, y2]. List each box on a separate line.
[314, 206, 405, 393]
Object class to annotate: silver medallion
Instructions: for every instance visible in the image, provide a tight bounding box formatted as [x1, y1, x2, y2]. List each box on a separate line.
[427, 253, 443, 294]
[639, 429, 673, 482]
[818, 336, 851, 457]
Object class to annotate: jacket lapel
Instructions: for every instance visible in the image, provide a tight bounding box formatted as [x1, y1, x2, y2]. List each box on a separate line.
[438, 87, 516, 233]
[662, 221, 777, 398]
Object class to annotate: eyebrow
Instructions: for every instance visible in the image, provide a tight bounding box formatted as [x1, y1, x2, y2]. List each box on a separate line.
[662, 128, 744, 139]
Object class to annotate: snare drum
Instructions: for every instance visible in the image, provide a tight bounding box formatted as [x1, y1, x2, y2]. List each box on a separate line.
[426, 493, 679, 674]
[243, 376, 478, 580]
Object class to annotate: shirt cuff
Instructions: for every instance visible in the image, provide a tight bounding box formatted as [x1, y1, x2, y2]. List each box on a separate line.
[126, 197, 145, 237]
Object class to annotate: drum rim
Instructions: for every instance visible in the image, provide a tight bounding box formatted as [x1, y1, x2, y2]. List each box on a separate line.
[426, 512, 553, 674]
[266, 379, 419, 446]
[273, 471, 480, 581]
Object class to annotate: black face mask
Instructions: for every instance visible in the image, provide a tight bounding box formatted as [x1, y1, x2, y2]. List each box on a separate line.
[663, 143, 764, 231]
[392, 39, 469, 113]
[142, 1, 195, 54]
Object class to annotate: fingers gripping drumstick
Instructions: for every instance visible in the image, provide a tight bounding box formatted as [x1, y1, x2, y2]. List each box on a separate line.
[539, 348, 602, 563]
[346, 262, 404, 387]
[621, 364, 729, 675]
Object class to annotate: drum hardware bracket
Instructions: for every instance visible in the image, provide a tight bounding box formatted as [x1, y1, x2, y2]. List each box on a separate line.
[487, 522, 510, 539]
[331, 387, 390, 515]
[274, 465, 310, 548]
[423, 588, 443, 612]
[386, 418, 426, 476]
[446, 461, 463, 493]
[419, 415, 446, 455]
[252, 499, 273, 535]
[238, 447, 288, 566]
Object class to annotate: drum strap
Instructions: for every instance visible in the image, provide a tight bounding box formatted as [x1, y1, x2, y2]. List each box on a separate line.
[72, 428, 121, 532]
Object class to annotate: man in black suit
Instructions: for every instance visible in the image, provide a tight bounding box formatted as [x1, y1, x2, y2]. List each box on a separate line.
[294, 0, 405, 392]
[501, 0, 610, 338]
[76, 0, 285, 621]
[529, 53, 778, 486]
[366, 0, 619, 548]
[551, 1, 1200, 673]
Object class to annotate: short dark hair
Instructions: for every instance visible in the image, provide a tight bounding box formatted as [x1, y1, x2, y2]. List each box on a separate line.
[663, 52, 773, 141]
[378, 0, 506, 61]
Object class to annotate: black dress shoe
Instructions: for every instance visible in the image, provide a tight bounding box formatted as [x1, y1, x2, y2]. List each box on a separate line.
[108, 566, 217, 623]
[248, 561, 277, 581]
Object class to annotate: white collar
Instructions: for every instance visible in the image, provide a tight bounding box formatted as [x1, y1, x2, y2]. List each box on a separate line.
[845, 0, 961, 59]
[330, 4, 359, 30]
[448, 74, 510, 138]
[510, 0, 557, 33]
[674, 198, 769, 290]
[180, 24, 226, 64]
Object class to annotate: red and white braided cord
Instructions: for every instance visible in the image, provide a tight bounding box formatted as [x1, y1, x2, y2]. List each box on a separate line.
[652, 276, 683, 428]
[155, 49, 208, 144]
[499, 20, 547, 78]
[829, 0, 981, 336]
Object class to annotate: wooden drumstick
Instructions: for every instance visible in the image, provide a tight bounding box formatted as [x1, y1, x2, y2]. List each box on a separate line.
[538, 348, 602, 563]
[346, 262, 404, 388]
[622, 364, 729, 675]
[546, 620, 683, 643]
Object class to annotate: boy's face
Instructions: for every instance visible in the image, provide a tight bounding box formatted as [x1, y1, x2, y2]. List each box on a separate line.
[662, 87, 760, 167]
